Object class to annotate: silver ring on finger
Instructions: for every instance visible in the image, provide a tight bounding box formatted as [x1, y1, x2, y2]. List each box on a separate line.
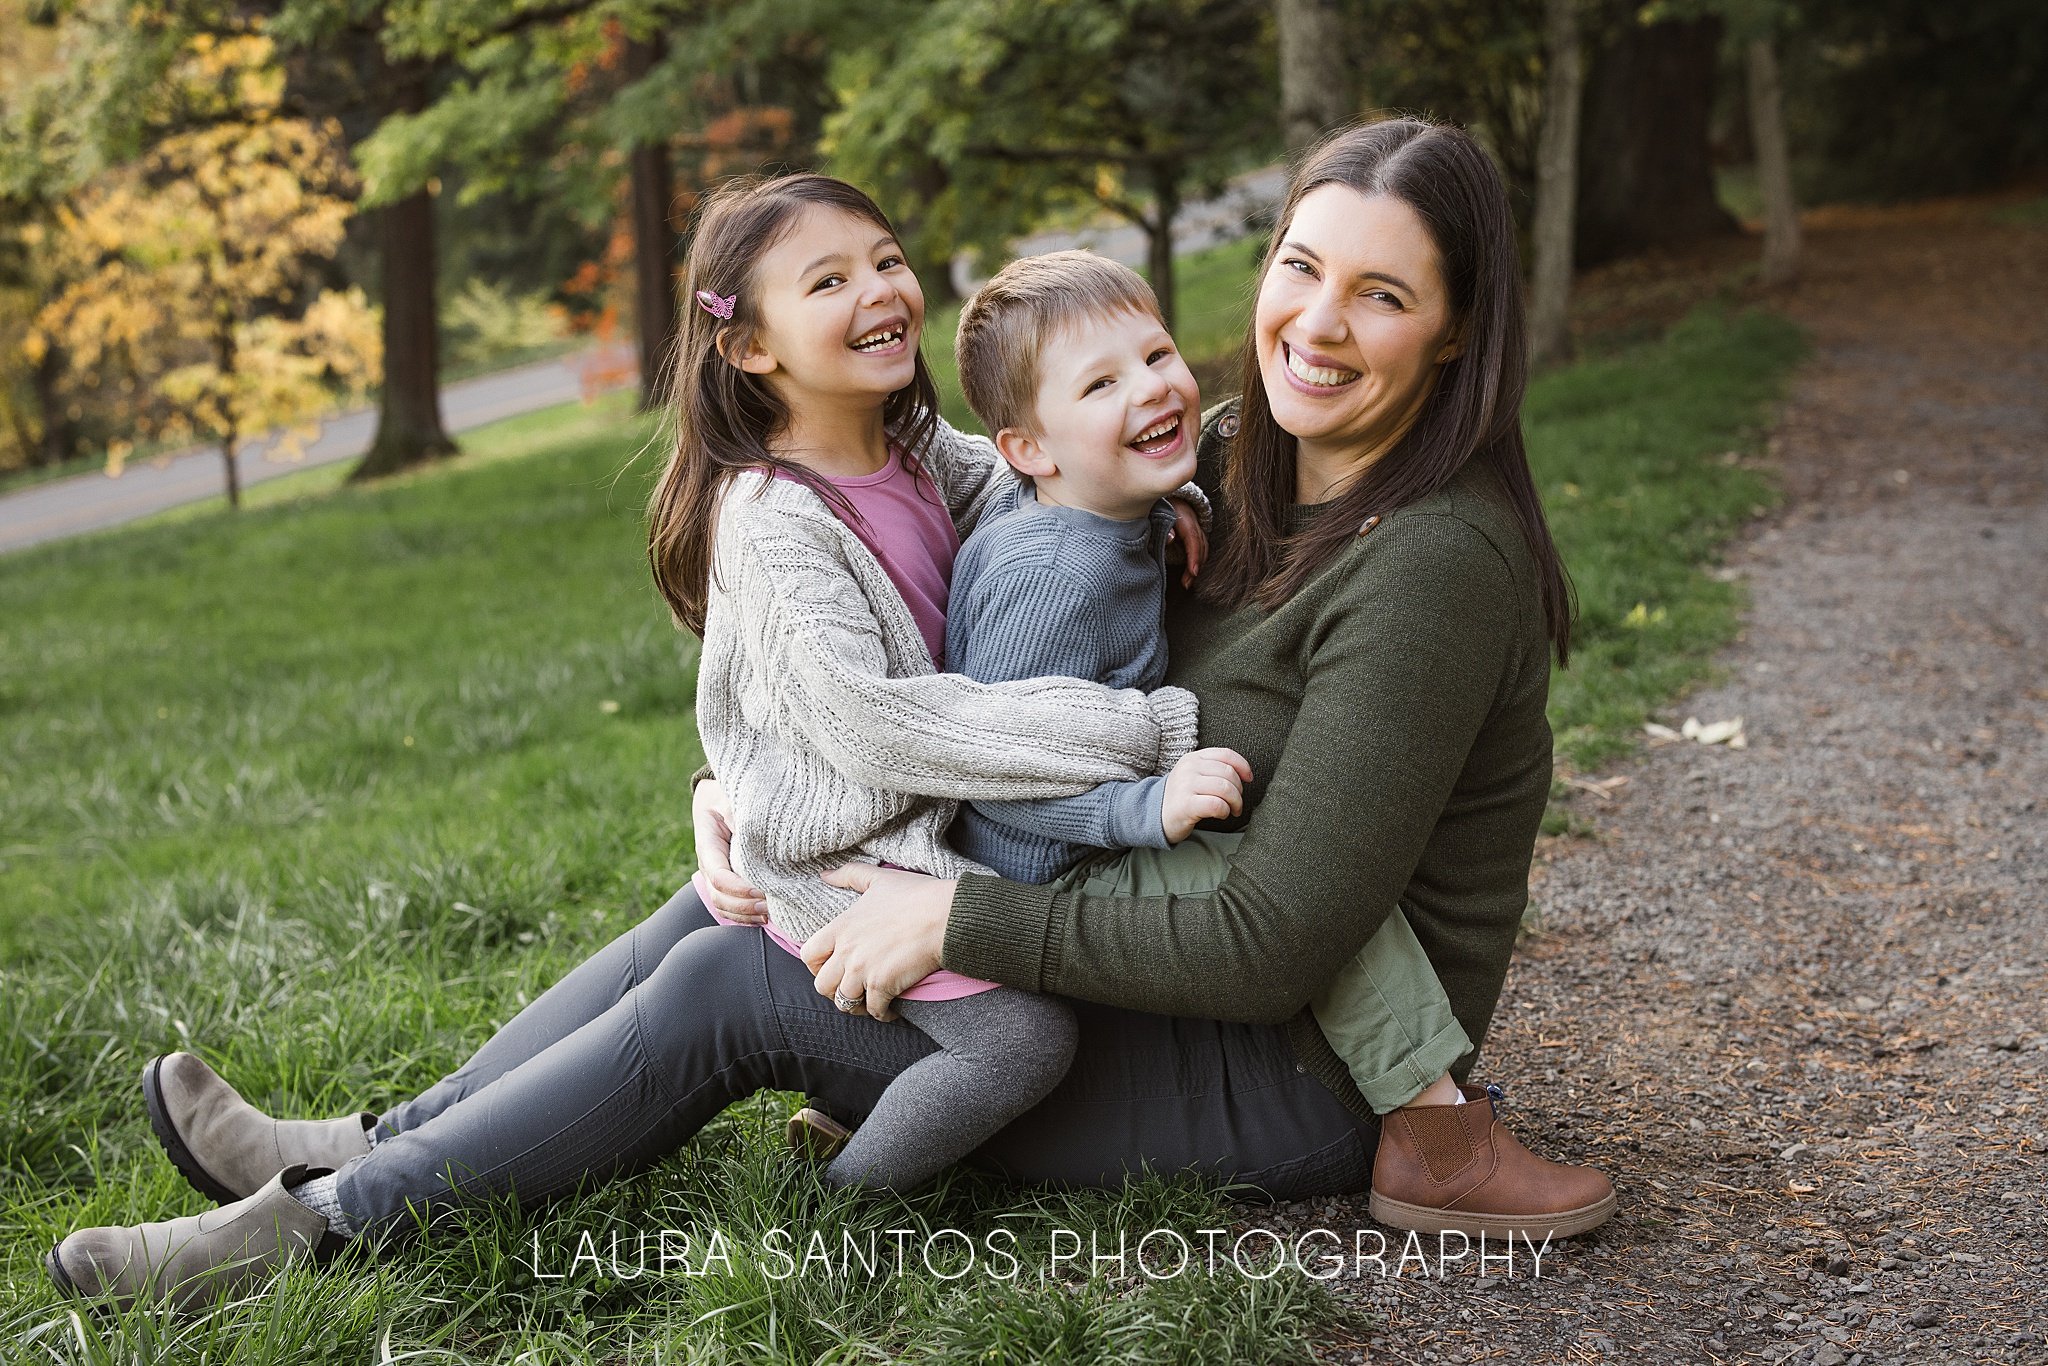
[834, 993, 864, 1014]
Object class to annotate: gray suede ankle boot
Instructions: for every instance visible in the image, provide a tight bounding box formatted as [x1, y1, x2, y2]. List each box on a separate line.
[143, 1053, 374, 1204]
[46, 1164, 346, 1311]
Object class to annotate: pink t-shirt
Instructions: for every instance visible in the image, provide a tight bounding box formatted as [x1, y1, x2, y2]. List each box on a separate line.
[718, 448, 994, 1001]
[813, 449, 957, 669]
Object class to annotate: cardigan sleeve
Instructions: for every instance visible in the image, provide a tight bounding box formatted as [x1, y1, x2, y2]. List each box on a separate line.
[941, 513, 1523, 1021]
[724, 512, 1201, 802]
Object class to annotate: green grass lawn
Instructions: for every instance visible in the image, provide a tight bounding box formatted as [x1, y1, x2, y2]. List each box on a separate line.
[0, 295, 1798, 1360]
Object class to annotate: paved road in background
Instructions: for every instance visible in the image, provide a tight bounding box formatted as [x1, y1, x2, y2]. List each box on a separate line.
[949, 163, 1287, 296]
[0, 346, 635, 558]
[3, 165, 1288, 560]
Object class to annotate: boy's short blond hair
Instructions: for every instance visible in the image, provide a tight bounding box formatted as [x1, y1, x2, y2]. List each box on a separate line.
[955, 250, 1162, 437]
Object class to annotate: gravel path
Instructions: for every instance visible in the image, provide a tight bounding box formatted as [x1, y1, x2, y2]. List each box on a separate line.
[1288, 204, 2048, 1364]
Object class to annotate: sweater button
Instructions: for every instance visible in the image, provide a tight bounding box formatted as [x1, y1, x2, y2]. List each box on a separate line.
[1296, 1063, 1307, 1074]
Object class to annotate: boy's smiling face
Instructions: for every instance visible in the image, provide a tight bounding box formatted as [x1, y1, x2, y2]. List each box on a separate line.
[993, 307, 1201, 521]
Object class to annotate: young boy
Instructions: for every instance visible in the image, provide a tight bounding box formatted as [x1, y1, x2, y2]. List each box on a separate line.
[948, 253, 1494, 1210]
[948, 250, 1250, 871]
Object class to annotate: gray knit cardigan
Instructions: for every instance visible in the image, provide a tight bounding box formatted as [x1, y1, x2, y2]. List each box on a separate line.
[697, 418, 1204, 944]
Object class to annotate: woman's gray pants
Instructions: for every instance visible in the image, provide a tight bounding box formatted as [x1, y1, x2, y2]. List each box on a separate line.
[335, 884, 1376, 1231]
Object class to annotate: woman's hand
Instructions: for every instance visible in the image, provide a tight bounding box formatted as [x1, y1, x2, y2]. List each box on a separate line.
[692, 778, 767, 923]
[1167, 498, 1207, 589]
[801, 864, 956, 1022]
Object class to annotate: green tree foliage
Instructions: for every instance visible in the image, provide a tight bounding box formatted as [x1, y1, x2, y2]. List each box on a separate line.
[340, 0, 827, 406]
[340, 0, 821, 221]
[1789, 0, 2048, 201]
[826, 0, 1278, 329]
[1351, 0, 1547, 210]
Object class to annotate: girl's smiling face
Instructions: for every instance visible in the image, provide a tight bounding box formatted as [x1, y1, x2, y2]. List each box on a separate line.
[1254, 184, 1463, 483]
[735, 204, 925, 412]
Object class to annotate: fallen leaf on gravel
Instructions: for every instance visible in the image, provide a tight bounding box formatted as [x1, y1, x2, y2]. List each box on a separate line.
[1564, 774, 1630, 800]
[1681, 715, 1747, 747]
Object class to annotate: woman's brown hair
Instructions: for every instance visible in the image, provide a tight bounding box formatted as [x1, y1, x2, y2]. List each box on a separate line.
[647, 172, 943, 635]
[1203, 118, 1575, 664]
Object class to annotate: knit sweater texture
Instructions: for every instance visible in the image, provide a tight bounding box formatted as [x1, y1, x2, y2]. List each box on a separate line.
[697, 418, 1205, 944]
[946, 484, 1181, 882]
[942, 403, 1555, 1123]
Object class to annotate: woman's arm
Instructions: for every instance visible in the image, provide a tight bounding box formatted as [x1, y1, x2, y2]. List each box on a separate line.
[808, 514, 1534, 1022]
[724, 502, 1200, 801]
[947, 516, 1525, 1020]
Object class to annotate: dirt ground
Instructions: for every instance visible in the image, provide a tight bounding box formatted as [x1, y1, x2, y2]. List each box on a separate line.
[1290, 200, 2048, 1364]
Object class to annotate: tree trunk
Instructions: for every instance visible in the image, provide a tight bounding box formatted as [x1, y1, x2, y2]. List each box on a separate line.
[903, 152, 959, 308]
[353, 183, 457, 479]
[1529, 0, 1586, 366]
[219, 432, 242, 509]
[352, 68, 456, 482]
[1276, 0, 1353, 154]
[1746, 36, 1800, 288]
[1574, 9, 1735, 268]
[1144, 165, 1182, 333]
[29, 344, 77, 467]
[216, 310, 241, 509]
[626, 37, 679, 410]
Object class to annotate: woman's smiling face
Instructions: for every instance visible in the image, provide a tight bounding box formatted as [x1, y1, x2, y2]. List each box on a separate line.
[1254, 184, 1462, 476]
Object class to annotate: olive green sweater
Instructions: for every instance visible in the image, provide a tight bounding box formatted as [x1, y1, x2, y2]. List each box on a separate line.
[943, 412, 1555, 1123]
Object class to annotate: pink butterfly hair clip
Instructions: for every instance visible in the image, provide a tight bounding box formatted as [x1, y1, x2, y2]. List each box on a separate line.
[695, 289, 736, 321]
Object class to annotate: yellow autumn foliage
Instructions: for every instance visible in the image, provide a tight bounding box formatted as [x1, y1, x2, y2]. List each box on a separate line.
[26, 32, 379, 471]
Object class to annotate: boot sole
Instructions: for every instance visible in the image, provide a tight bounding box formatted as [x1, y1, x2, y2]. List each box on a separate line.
[1368, 1187, 1617, 1241]
[142, 1054, 245, 1206]
[45, 1241, 79, 1298]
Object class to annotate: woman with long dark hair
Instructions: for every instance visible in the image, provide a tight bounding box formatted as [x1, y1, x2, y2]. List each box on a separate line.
[51, 118, 1611, 1310]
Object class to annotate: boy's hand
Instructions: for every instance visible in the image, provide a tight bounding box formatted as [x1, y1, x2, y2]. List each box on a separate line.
[1166, 498, 1207, 588]
[1160, 747, 1253, 844]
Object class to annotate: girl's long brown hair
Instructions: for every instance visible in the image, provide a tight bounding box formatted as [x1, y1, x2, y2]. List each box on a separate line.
[1203, 118, 1575, 664]
[647, 173, 942, 635]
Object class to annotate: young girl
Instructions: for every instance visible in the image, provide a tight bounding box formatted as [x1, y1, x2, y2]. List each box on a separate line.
[645, 173, 1204, 1190]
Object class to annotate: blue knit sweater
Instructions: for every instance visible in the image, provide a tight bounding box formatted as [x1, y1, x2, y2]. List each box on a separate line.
[945, 483, 1180, 882]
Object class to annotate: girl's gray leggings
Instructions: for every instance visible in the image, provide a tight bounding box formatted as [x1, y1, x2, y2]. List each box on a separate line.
[334, 883, 1375, 1232]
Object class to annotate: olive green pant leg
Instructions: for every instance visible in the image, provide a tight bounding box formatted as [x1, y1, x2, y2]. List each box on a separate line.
[1066, 830, 1243, 897]
[1060, 833, 1470, 1114]
[1307, 906, 1472, 1114]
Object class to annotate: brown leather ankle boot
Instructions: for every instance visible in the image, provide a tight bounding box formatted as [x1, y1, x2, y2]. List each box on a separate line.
[1369, 1084, 1616, 1239]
